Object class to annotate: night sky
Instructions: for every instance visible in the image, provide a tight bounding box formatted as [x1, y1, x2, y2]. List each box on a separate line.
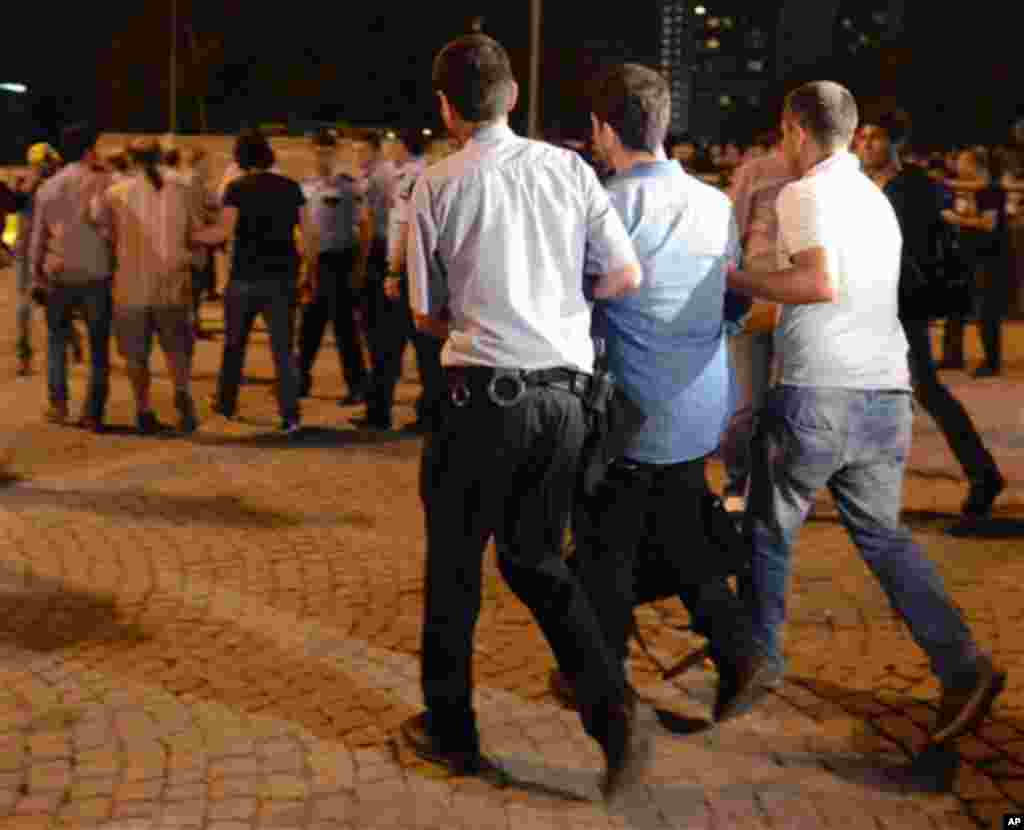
[1, 1, 1022, 145]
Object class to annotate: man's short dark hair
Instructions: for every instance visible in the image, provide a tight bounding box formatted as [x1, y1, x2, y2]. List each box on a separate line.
[311, 127, 337, 149]
[784, 81, 858, 151]
[753, 129, 780, 150]
[877, 110, 912, 148]
[234, 128, 275, 171]
[61, 123, 100, 163]
[399, 127, 429, 158]
[432, 33, 516, 123]
[590, 64, 671, 154]
[163, 147, 181, 168]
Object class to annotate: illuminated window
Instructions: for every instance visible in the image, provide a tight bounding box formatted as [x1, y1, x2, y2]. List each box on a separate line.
[719, 95, 732, 107]
[723, 17, 734, 29]
[707, 16, 721, 29]
[694, 5, 707, 15]
[842, 17, 853, 28]
[706, 37, 720, 50]
[747, 59, 764, 72]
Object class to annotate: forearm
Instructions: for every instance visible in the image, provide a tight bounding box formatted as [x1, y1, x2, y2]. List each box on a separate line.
[728, 262, 834, 305]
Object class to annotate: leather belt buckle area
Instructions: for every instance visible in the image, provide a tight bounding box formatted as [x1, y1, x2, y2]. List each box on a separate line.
[487, 370, 527, 408]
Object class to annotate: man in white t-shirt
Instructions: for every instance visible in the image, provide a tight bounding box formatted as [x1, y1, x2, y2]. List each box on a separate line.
[728, 81, 1005, 744]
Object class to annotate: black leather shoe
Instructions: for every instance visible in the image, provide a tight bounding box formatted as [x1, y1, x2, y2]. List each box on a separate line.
[714, 651, 774, 722]
[962, 469, 1007, 519]
[399, 713, 504, 780]
[971, 365, 1001, 379]
[135, 411, 164, 436]
[594, 701, 649, 800]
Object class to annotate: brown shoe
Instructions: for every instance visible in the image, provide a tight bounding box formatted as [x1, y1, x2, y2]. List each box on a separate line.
[44, 402, 68, 425]
[75, 416, 106, 434]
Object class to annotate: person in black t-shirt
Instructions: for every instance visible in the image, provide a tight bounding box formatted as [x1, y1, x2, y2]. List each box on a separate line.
[193, 129, 306, 435]
[863, 115, 1006, 518]
[941, 148, 1010, 376]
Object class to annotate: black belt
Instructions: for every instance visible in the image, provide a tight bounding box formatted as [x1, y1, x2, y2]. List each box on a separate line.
[444, 366, 592, 408]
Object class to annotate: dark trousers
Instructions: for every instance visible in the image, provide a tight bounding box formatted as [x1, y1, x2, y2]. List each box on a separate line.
[191, 261, 215, 329]
[297, 249, 367, 394]
[46, 280, 112, 419]
[216, 278, 299, 423]
[419, 380, 626, 753]
[365, 262, 445, 426]
[942, 258, 1009, 370]
[905, 317, 1000, 485]
[571, 455, 756, 669]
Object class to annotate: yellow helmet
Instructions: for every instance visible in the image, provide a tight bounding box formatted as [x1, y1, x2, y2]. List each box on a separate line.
[27, 142, 61, 167]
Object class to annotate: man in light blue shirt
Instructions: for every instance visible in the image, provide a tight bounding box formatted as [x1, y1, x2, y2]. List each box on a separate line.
[567, 63, 771, 723]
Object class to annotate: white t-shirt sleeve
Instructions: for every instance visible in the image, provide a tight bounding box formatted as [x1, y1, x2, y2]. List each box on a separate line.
[776, 183, 841, 296]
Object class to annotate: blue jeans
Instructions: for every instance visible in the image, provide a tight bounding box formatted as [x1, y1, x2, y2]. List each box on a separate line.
[15, 256, 32, 360]
[216, 278, 299, 423]
[46, 280, 112, 419]
[741, 385, 979, 686]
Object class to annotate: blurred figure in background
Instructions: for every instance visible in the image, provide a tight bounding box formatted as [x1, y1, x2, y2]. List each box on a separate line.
[93, 138, 202, 435]
[183, 147, 218, 340]
[941, 147, 1009, 376]
[12, 143, 69, 377]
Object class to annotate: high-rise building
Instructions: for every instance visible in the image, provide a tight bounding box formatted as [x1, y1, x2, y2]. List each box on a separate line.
[659, 1, 780, 143]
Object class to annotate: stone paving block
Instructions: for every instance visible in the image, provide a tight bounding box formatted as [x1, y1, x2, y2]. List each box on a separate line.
[13, 792, 62, 815]
[27, 761, 71, 793]
[210, 757, 264, 779]
[57, 796, 113, 824]
[256, 798, 309, 826]
[209, 776, 264, 800]
[75, 749, 121, 779]
[0, 817, 52, 830]
[207, 823, 252, 830]
[26, 733, 71, 761]
[207, 796, 259, 821]
[163, 781, 207, 802]
[70, 776, 117, 800]
[114, 779, 164, 802]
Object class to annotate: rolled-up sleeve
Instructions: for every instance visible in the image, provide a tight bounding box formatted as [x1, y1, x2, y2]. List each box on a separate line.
[580, 161, 638, 277]
[406, 177, 446, 316]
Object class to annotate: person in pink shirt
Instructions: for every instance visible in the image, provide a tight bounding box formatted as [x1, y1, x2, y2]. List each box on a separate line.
[721, 131, 795, 509]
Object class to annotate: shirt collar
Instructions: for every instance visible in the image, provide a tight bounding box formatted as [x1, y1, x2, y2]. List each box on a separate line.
[469, 121, 516, 146]
[805, 149, 859, 179]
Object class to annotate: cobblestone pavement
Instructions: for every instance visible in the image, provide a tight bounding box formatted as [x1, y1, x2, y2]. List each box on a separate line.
[2, 269, 1024, 829]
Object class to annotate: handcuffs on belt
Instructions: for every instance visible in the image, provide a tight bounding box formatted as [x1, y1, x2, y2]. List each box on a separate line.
[450, 369, 527, 408]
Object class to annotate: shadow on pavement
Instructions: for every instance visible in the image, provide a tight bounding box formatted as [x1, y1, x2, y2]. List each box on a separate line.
[0, 485, 303, 529]
[946, 517, 1024, 539]
[192, 425, 422, 451]
[0, 561, 150, 652]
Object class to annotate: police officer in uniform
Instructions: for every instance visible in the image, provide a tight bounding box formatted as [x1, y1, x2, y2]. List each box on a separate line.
[296, 129, 370, 405]
[398, 34, 647, 798]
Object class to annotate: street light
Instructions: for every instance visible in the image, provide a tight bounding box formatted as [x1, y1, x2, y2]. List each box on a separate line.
[0, 83, 28, 94]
